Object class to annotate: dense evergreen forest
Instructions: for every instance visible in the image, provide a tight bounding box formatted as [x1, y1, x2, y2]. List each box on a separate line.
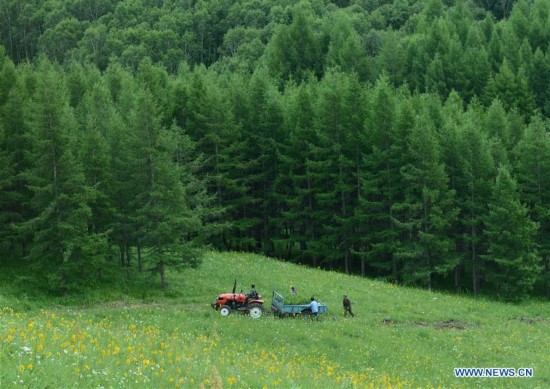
[1, 0, 549, 300]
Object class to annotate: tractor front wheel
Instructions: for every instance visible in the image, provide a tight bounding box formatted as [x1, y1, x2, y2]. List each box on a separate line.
[248, 304, 263, 319]
[220, 305, 231, 316]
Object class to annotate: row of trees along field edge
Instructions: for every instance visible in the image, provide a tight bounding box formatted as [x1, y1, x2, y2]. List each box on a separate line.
[1, 0, 549, 301]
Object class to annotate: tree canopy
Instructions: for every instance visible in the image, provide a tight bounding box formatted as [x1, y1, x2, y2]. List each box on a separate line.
[1, 0, 549, 300]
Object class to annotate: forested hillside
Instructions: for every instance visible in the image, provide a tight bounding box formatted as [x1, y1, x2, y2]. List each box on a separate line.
[1, 0, 549, 300]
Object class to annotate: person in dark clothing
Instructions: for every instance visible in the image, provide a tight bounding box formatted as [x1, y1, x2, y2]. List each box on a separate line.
[343, 295, 354, 317]
[248, 284, 258, 298]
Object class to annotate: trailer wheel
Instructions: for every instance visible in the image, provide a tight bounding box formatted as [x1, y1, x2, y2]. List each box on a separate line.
[301, 309, 312, 318]
[220, 305, 231, 316]
[249, 306, 262, 319]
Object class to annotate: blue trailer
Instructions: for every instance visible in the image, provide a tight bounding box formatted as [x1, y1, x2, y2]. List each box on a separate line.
[271, 290, 328, 318]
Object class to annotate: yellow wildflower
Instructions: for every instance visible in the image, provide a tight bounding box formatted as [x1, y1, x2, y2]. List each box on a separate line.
[227, 376, 237, 384]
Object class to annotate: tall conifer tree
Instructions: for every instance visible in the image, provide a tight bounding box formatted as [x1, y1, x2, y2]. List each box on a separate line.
[482, 166, 540, 300]
[25, 59, 95, 293]
[309, 71, 359, 271]
[126, 88, 209, 288]
[357, 77, 405, 280]
[0, 57, 33, 258]
[513, 115, 550, 297]
[456, 107, 496, 296]
[393, 109, 457, 289]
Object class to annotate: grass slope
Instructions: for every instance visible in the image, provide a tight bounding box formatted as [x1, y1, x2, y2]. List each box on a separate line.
[1, 251, 549, 388]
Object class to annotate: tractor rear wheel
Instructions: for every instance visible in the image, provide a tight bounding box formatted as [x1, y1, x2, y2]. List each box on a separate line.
[248, 304, 263, 319]
[220, 305, 231, 316]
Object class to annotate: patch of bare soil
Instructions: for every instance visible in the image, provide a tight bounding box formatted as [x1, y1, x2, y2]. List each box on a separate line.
[515, 316, 549, 325]
[382, 318, 471, 330]
[382, 318, 399, 326]
[433, 319, 468, 330]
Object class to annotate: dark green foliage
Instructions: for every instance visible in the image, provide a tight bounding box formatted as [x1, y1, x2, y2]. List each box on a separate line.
[393, 107, 458, 289]
[307, 71, 364, 271]
[357, 77, 405, 280]
[482, 167, 540, 300]
[513, 115, 550, 297]
[452, 103, 496, 295]
[324, 11, 372, 81]
[473, 0, 518, 19]
[275, 82, 318, 262]
[0, 53, 34, 257]
[23, 59, 97, 293]
[483, 59, 536, 118]
[265, 7, 325, 83]
[1, 0, 550, 300]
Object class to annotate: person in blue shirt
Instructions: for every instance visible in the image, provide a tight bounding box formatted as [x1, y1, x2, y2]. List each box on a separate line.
[306, 297, 319, 320]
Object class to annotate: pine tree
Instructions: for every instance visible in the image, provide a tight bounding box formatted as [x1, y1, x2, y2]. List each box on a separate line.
[308, 70, 361, 272]
[222, 74, 261, 252]
[274, 82, 318, 262]
[530, 48, 550, 117]
[357, 77, 405, 280]
[0, 57, 34, 258]
[393, 108, 458, 289]
[462, 26, 491, 102]
[482, 166, 540, 300]
[126, 88, 209, 288]
[455, 107, 496, 296]
[75, 79, 122, 279]
[484, 59, 536, 118]
[513, 115, 550, 297]
[324, 12, 371, 81]
[439, 92, 467, 292]
[107, 66, 142, 270]
[247, 71, 285, 256]
[24, 58, 96, 294]
[264, 7, 323, 83]
[222, 70, 286, 254]
[178, 69, 237, 250]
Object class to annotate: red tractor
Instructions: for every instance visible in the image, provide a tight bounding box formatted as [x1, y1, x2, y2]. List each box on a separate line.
[211, 281, 264, 319]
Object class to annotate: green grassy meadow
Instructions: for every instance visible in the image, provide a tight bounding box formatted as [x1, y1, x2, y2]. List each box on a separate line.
[1, 251, 549, 388]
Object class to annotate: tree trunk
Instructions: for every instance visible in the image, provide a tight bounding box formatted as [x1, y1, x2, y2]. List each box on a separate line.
[159, 261, 166, 289]
[344, 241, 349, 274]
[126, 245, 132, 267]
[472, 226, 478, 297]
[427, 259, 432, 291]
[455, 266, 461, 293]
[119, 244, 125, 268]
[472, 262, 478, 297]
[61, 271, 68, 297]
[391, 254, 397, 283]
[544, 255, 549, 299]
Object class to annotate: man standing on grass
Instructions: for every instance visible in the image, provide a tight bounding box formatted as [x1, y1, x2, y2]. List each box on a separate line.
[306, 297, 319, 320]
[343, 295, 354, 317]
